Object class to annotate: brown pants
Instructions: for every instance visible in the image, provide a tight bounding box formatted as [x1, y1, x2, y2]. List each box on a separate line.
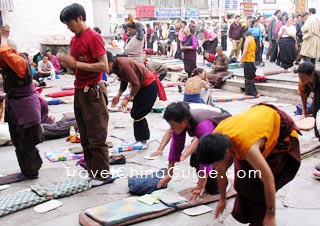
[8, 123, 43, 177]
[74, 82, 109, 180]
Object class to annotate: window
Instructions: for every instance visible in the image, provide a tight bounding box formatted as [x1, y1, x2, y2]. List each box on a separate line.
[136, 0, 149, 4]
[185, 0, 207, 8]
[124, 0, 136, 8]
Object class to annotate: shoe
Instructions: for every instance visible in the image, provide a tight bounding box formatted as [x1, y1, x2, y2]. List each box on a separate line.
[136, 141, 148, 149]
[110, 155, 126, 165]
[20, 173, 39, 180]
[178, 85, 182, 93]
[107, 141, 113, 148]
[259, 62, 265, 67]
[76, 158, 88, 170]
[312, 161, 320, 178]
[122, 140, 137, 146]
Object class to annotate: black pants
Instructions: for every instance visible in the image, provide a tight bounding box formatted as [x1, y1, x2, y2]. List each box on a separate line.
[183, 59, 197, 77]
[303, 56, 316, 65]
[147, 34, 153, 49]
[8, 123, 43, 177]
[277, 37, 296, 69]
[175, 41, 182, 59]
[203, 38, 219, 54]
[243, 62, 258, 96]
[221, 35, 227, 51]
[254, 38, 262, 64]
[131, 81, 157, 141]
[270, 39, 278, 62]
[74, 82, 110, 180]
[158, 72, 167, 81]
[190, 150, 219, 195]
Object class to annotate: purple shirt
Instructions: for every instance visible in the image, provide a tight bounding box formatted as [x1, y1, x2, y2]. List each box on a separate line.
[49, 54, 61, 72]
[168, 119, 215, 174]
[275, 21, 284, 36]
[182, 35, 198, 49]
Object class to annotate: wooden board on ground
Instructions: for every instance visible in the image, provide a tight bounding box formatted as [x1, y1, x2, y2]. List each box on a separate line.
[79, 208, 175, 226]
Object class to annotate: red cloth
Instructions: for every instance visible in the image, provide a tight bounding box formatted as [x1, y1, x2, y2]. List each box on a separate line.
[143, 71, 167, 101]
[207, 54, 215, 63]
[45, 89, 75, 98]
[70, 28, 106, 89]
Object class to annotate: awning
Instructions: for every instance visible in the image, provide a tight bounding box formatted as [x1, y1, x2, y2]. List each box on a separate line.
[0, 0, 17, 11]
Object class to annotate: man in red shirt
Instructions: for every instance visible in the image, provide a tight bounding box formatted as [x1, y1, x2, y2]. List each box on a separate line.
[58, 3, 110, 181]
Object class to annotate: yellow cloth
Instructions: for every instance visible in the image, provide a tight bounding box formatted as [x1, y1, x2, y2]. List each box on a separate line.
[214, 105, 281, 160]
[243, 36, 256, 63]
[136, 194, 160, 206]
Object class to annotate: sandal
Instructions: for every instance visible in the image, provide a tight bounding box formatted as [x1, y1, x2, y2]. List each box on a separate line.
[313, 163, 320, 177]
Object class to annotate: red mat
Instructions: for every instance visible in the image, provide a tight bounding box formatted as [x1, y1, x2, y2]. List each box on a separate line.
[45, 89, 75, 98]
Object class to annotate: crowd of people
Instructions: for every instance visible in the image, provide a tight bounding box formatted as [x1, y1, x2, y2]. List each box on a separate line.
[1, 3, 320, 226]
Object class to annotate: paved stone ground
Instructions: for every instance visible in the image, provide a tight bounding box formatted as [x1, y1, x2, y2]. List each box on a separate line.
[1, 67, 320, 226]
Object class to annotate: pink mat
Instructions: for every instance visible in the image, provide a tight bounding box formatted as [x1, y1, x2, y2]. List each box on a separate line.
[45, 89, 75, 98]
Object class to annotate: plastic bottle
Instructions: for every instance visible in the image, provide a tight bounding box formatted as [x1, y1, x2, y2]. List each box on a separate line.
[50, 69, 56, 80]
[69, 126, 76, 143]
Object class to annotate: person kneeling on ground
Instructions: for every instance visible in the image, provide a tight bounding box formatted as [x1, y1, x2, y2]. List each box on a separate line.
[183, 68, 210, 104]
[206, 46, 230, 88]
[193, 103, 301, 226]
[297, 61, 320, 177]
[151, 102, 232, 195]
[37, 55, 55, 78]
[144, 54, 168, 81]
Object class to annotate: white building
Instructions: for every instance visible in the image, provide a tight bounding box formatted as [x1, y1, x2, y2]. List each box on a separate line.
[0, 0, 111, 53]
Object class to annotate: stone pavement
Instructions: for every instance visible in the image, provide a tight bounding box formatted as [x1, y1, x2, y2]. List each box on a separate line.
[0, 70, 320, 226]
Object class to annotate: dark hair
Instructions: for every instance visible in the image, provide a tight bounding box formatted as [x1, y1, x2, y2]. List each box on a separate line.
[274, 9, 281, 16]
[93, 27, 101, 34]
[126, 22, 136, 29]
[191, 68, 204, 77]
[197, 133, 230, 164]
[106, 51, 115, 63]
[245, 31, 253, 37]
[297, 61, 315, 75]
[60, 3, 86, 23]
[257, 15, 264, 20]
[235, 15, 240, 19]
[309, 8, 316, 14]
[251, 18, 259, 26]
[45, 49, 51, 53]
[181, 21, 187, 26]
[246, 16, 253, 20]
[163, 102, 191, 123]
[282, 12, 288, 17]
[167, 40, 172, 45]
[216, 46, 223, 51]
[303, 12, 309, 17]
[203, 50, 210, 56]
